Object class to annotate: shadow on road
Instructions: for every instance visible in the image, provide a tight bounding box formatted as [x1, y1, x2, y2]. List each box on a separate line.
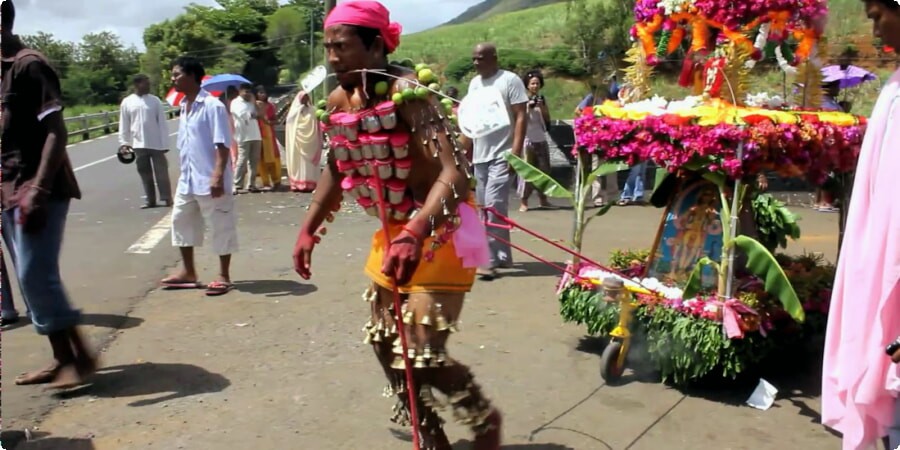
[1, 314, 143, 333]
[54, 362, 230, 407]
[453, 441, 575, 449]
[1, 431, 94, 450]
[82, 313, 144, 329]
[498, 261, 565, 279]
[232, 279, 318, 297]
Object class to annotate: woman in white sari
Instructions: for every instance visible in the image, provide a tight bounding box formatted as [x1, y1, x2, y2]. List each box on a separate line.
[284, 91, 322, 192]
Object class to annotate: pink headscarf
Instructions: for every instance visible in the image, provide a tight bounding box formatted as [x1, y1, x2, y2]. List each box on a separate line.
[324, 1, 402, 53]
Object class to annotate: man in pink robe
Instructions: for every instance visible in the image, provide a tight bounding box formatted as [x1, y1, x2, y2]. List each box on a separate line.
[822, 2, 900, 449]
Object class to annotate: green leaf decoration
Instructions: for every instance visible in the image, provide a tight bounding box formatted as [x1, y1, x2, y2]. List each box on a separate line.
[584, 162, 629, 191]
[734, 235, 805, 322]
[682, 257, 719, 299]
[654, 167, 669, 190]
[505, 153, 573, 200]
[702, 172, 726, 189]
[584, 201, 615, 226]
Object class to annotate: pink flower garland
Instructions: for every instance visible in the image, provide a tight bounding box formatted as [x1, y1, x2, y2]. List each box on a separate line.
[574, 113, 864, 183]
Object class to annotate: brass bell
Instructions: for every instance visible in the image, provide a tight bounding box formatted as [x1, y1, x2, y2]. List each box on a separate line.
[402, 310, 414, 325]
[422, 345, 433, 360]
[435, 315, 449, 331]
[414, 355, 427, 368]
[376, 321, 385, 331]
[407, 348, 416, 359]
[420, 314, 432, 326]
[448, 323, 459, 333]
[363, 334, 373, 345]
[436, 351, 447, 364]
[372, 332, 383, 343]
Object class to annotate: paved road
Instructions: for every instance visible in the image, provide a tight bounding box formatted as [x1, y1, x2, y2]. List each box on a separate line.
[3, 123, 183, 430]
[2, 192, 844, 449]
[1, 122, 846, 448]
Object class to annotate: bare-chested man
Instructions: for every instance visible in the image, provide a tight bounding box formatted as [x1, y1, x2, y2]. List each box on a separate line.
[291, 2, 501, 449]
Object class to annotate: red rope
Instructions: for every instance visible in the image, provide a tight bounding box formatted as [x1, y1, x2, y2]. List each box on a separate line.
[480, 206, 662, 294]
[370, 175, 422, 450]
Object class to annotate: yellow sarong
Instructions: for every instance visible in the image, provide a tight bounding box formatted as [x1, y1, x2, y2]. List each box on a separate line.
[364, 221, 476, 294]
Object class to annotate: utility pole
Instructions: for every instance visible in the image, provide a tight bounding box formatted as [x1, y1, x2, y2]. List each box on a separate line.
[324, 0, 337, 92]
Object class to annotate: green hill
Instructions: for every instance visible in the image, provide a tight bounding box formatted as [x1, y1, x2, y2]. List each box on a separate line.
[444, 0, 566, 25]
[397, 0, 892, 119]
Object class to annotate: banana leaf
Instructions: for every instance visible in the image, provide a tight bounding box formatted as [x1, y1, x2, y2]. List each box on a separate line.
[505, 153, 572, 200]
[583, 162, 629, 192]
[682, 257, 719, 299]
[734, 235, 805, 322]
[584, 202, 615, 226]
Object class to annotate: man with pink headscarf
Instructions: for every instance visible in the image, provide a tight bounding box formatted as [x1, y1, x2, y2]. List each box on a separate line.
[291, 2, 500, 449]
[821, 1, 900, 449]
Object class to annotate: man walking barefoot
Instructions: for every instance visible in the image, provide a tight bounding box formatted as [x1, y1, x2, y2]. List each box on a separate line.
[1, 0, 97, 388]
[119, 73, 173, 208]
[160, 56, 238, 296]
[294, 2, 501, 448]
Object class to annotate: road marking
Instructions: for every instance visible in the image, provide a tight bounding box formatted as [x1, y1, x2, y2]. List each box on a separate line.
[70, 127, 178, 171]
[74, 155, 118, 172]
[126, 211, 173, 254]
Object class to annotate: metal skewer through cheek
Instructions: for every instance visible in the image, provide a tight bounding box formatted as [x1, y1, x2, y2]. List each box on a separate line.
[369, 171, 422, 450]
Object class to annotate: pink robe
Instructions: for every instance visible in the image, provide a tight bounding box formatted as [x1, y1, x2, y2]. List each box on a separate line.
[822, 69, 900, 450]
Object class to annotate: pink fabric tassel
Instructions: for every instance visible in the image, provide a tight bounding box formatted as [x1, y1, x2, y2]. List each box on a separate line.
[453, 203, 490, 269]
[822, 68, 900, 450]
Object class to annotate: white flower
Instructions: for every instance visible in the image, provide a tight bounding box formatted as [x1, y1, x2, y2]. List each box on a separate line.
[623, 95, 669, 114]
[745, 92, 786, 109]
[656, 0, 693, 15]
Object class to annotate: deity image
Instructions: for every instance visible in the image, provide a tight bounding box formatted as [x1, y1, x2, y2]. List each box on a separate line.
[649, 180, 723, 286]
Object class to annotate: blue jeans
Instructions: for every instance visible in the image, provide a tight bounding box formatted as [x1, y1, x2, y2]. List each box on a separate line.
[2, 207, 20, 319]
[620, 163, 647, 201]
[889, 396, 900, 450]
[6, 200, 81, 335]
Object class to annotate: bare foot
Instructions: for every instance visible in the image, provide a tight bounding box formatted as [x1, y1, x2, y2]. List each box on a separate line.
[15, 362, 61, 385]
[47, 363, 87, 390]
[472, 410, 502, 450]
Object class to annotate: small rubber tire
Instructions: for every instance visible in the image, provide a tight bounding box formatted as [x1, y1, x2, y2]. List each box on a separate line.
[600, 340, 626, 384]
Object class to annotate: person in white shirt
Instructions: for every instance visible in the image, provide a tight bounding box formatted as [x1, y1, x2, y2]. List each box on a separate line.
[230, 83, 262, 194]
[464, 42, 529, 281]
[118, 74, 172, 208]
[160, 56, 238, 296]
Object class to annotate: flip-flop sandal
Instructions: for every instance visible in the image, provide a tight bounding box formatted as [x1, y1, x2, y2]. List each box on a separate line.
[160, 278, 202, 289]
[205, 281, 234, 296]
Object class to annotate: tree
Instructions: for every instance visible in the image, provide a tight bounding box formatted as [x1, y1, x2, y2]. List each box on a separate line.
[565, 0, 635, 79]
[266, 6, 313, 82]
[20, 32, 75, 78]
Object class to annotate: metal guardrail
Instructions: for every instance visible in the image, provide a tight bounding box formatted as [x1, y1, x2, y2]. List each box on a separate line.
[64, 107, 179, 141]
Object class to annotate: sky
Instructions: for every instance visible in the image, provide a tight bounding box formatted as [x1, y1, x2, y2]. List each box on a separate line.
[12, 0, 482, 50]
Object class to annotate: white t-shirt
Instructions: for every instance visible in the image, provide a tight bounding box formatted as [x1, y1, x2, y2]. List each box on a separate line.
[230, 96, 262, 143]
[467, 70, 528, 164]
[118, 93, 169, 150]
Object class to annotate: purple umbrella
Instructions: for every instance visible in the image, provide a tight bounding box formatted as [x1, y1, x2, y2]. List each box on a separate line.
[821, 65, 877, 89]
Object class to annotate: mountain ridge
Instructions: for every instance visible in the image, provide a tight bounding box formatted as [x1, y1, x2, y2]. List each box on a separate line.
[443, 0, 566, 26]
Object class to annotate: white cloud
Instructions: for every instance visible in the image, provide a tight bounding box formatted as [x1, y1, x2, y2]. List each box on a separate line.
[12, 0, 481, 49]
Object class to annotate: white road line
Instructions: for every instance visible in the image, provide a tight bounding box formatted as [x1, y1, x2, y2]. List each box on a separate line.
[126, 211, 173, 254]
[73, 155, 118, 172]
[70, 128, 178, 171]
